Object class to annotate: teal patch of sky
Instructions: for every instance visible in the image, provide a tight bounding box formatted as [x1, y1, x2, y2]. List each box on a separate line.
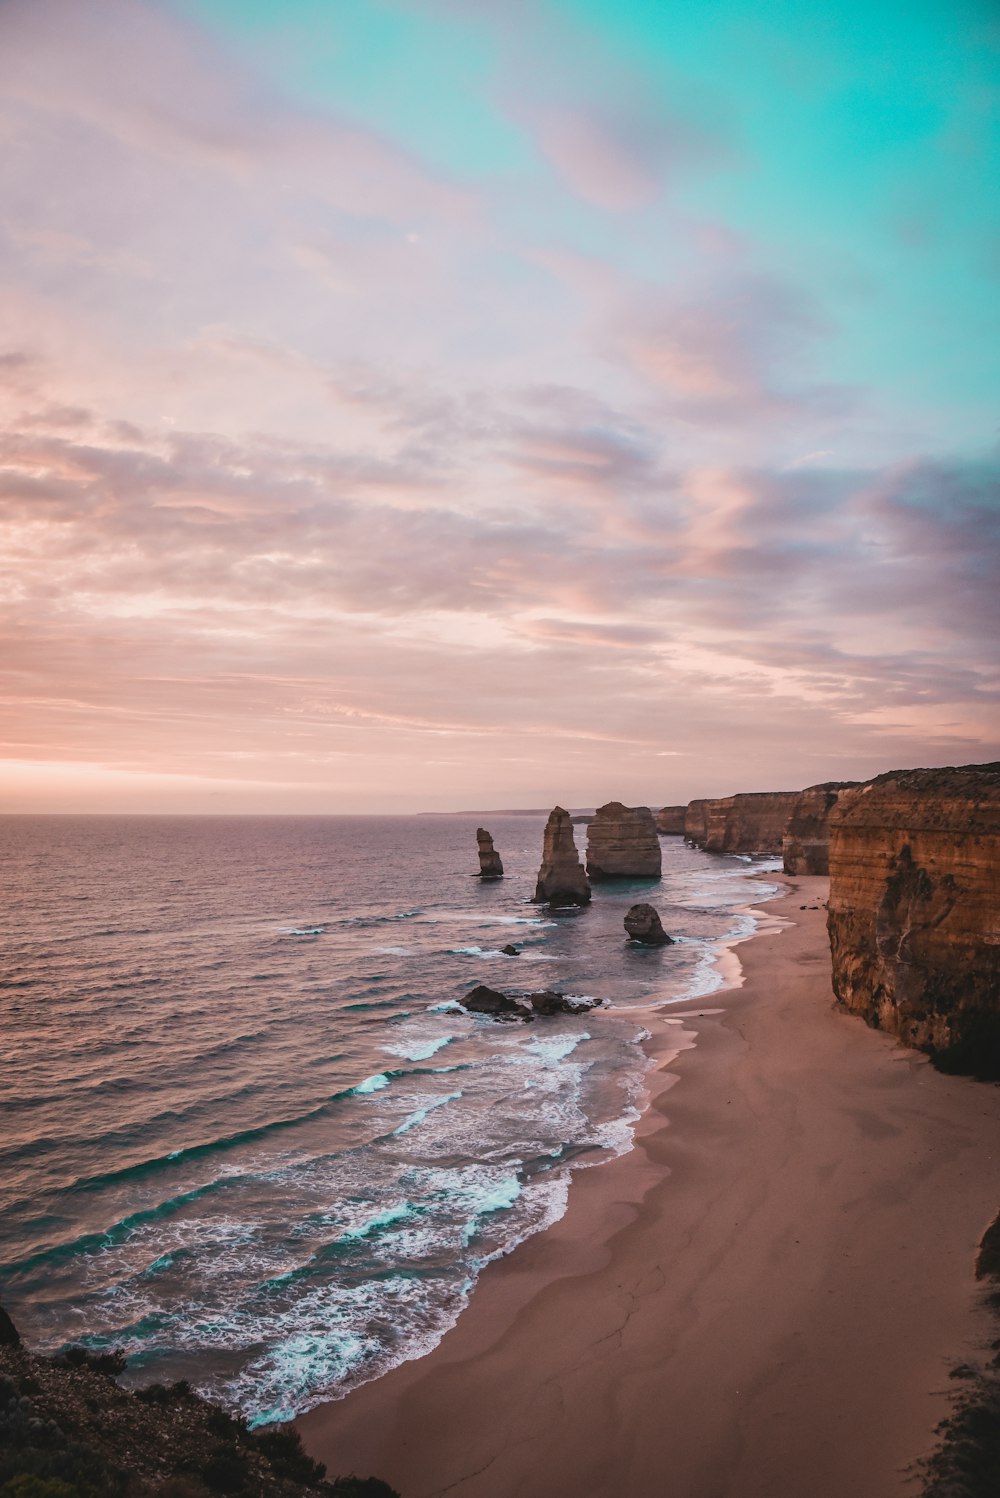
[179, 0, 998, 446]
[547, 0, 1000, 441]
[178, 0, 534, 179]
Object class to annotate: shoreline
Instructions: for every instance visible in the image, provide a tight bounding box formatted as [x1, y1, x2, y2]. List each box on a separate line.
[298, 874, 1000, 1498]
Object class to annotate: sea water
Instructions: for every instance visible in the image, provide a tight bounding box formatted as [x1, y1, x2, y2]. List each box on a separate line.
[0, 814, 779, 1425]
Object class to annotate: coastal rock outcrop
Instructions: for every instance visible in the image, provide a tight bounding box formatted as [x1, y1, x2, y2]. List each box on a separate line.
[827, 763, 1000, 1076]
[476, 827, 504, 879]
[655, 805, 687, 835]
[460, 984, 533, 1021]
[586, 802, 661, 880]
[624, 904, 674, 946]
[527, 989, 596, 1016]
[699, 791, 800, 855]
[459, 984, 596, 1021]
[782, 782, 861, 875]
[533, 807, 591, 906]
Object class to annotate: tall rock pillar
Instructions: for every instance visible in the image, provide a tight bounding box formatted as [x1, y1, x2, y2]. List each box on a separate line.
[476, 828, 504, 879]
[534, 807, 591, 907]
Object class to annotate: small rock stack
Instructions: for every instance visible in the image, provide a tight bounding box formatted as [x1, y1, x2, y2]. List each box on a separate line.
[476, 827, 504, 879]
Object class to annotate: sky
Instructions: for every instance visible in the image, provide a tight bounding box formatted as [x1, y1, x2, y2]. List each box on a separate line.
[0, 0, 998, 813]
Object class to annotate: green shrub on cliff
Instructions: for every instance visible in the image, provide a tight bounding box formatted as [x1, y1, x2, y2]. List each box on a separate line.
[0, 1304, 402, 1498]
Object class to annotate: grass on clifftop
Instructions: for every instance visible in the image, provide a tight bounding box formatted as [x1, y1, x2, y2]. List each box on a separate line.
[0, 1318, 400, 1498]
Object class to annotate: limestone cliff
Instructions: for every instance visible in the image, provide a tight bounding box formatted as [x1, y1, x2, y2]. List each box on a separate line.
[698, 791, 800, 854]
[533, 806, 591, 906]
[827, 763, 1000, 1076]
[655, 805, 687, 835]
[684, 799, 710, 845]
[476, 827, 503, 879]
[586, 802, 662, 880]
[782, 782, 861, 875]
[700, 796, 736, 851]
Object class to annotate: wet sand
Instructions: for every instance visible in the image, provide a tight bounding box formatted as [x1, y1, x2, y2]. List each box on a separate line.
[299, 876, 1000, 1497]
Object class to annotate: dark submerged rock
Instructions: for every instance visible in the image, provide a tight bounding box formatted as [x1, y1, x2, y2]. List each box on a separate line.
[624, 903, 674, 946]
[501, 943, 519, 956]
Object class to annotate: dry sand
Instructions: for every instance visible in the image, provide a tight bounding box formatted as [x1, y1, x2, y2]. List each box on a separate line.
[299, 876, 1000, 1497]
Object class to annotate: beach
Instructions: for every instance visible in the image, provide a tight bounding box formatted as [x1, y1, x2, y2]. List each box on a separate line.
[298, 875, 1000, 1498]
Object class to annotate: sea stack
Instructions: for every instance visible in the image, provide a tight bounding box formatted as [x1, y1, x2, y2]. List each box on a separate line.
[476, 827, 503, 879]
[586, 802, 661, 880]
[827, 763, 1000, 1075]
[655, 805, 686, 835]
[533, 807, 591, 907]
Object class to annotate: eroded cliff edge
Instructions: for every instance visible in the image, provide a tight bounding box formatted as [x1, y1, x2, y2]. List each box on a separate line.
[782, 781, 861, 875]
[696, 791, 799, 855]
[827, 763, 1000, 1077]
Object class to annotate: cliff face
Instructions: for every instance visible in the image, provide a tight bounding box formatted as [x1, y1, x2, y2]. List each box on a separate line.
[655, 805, 686, 835]
[698, 791, 800, 855]
[534, 806, 591, 906]
[684, 799, 710, 844]
[586, 802, 661, 880]
[782, 782, 861, 875]
[827, 763, 1000, 1076]
[700, 796, 735, 852]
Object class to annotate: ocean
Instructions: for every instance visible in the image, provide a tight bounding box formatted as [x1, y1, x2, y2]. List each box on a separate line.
[0, 814, 780, 1426]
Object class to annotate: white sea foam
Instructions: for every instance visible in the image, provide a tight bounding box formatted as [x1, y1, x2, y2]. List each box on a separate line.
[392, 1090, 463, 1137]
[352, 1073, 390, 1095]
[524, 1032, 590, 1063]
[383, 1033, 456, 1063]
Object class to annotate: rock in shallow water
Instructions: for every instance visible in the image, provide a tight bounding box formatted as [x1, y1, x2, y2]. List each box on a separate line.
[527, 990, 596, 1016]
[459, 985, 597, 1021]
[624, 903, 674, 946]
[460, 984, 532, 1020]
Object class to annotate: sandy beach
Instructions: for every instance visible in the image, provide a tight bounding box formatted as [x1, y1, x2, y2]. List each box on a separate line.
[299, 876, 1000, 1498]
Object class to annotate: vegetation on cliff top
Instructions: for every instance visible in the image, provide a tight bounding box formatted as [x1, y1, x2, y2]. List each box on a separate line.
[0, 1311, 398, 1498]
[918, 1211, 1000, 1497]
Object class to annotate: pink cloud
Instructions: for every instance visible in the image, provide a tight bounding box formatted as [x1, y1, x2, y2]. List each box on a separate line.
[531, 99, 736, 210]
[0, 1, 994, 810]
